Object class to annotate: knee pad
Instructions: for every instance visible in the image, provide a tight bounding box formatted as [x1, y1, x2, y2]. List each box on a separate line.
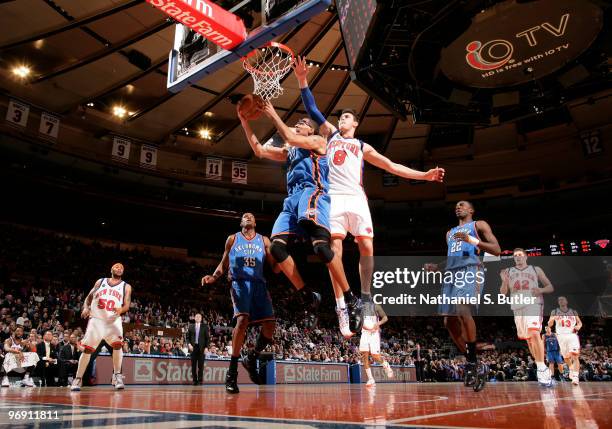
[111, 342, 123, 350]
[313, 240, 334, 264]
[270, 238, 289, 263]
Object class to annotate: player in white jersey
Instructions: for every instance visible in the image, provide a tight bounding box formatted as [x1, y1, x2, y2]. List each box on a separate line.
[548, 296, 582, 385]
[500, 248, 554, 386]
[71, 263, 132, 391]
[295, 56, 445, 337]
[359, 304, 393, 387]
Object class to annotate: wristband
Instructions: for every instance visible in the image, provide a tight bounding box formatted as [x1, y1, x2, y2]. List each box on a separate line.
[466, 235, 480, 246]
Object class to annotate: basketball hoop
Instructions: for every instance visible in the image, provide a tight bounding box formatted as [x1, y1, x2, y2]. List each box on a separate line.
[242, 42, 295, 100]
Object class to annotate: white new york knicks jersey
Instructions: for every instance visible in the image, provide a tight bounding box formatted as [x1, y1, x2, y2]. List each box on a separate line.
[327, 131, 365, 196]
[553, 308, 579, 334]
[507, 265, 543, 310]
[90, 278, 125, 321]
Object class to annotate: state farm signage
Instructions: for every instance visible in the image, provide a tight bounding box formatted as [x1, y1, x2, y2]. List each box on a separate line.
[360, 365, 415, 383]
[276, 361, 349, 384]
[439, 0, 603, 88]
[147, 0, 246, 49]
[95, 356, 252, 385]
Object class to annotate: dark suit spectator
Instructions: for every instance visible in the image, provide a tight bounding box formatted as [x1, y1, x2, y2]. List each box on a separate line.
[187, 313, 209, 385]
[412, 344, 426, 382]
[132, 341, 146, 355]
[58, 334, 80, 386]
[36, 331, 58, 386]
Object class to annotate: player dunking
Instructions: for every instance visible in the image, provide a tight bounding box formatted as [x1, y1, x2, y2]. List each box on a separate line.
[500, 248, 554, 386]
[202, 213, 276, 394]
[360, 303, 393, 387]
[427, 201, 500, 391]
[71, 263, 132, 391]
[294, 56, 445, 336]
[237, 100, 361, 336]
[548, 296, 582, 385]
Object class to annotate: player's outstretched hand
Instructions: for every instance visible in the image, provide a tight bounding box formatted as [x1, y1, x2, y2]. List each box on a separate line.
[262, 100, 276, 118]
[293, 55, 309, 80]
[425, 167, 445, 182]
[81, 307, 90, 319]
[236, 102, 246, 122]
[202, 275, 215, 285]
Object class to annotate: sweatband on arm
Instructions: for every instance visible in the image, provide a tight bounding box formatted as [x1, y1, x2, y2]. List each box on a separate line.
[300, 87, 326, 126]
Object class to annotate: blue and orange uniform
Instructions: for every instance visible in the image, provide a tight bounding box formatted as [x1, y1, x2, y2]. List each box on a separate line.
[229, 232, 274, 323]
[271, 145, 330, 237]
[545, 333, 564, 364]
[439, 221, 484, 315]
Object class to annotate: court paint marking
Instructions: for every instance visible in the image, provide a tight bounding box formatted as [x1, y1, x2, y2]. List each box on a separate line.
[388, 391, 612, 423]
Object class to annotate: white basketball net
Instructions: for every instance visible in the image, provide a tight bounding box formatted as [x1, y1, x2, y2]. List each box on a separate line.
[243, 43, 294, 100]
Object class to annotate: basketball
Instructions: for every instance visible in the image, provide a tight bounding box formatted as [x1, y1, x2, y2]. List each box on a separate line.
[238, 94, 264, 120]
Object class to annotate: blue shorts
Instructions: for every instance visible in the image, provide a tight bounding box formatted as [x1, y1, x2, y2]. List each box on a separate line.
[231, 279, 274, 323]
[438, 265, 484, 316]
[271, 187, 330, 237]
[547, 351, 564, 364]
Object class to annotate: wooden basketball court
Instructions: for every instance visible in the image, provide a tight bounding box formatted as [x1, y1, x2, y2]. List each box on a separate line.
[1, 382, 610, 428]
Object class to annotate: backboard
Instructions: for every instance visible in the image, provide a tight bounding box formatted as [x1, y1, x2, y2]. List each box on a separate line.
[167, 0, 331, 93]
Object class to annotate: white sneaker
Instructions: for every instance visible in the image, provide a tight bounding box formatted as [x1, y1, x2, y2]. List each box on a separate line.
[1, 376, 9, 387]
[70, 377, 82, 391]
[382, 361, 394, 379]
[366, 378, 376, 388]
[111, 373, 116, 386]
[336, 307, 353, 338]
[114, 373, 125, 390]
[21, 375, 35, 387]
[537, 368, 553, 387]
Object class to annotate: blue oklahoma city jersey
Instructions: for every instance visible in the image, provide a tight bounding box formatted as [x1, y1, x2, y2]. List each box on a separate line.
[446, 221, 481, 270]
[229, 233, 266, 281]
[286, 146, 329, 194]
[545, 334, 560, 352]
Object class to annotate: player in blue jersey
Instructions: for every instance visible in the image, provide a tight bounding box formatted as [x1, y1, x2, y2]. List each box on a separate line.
[237, 101, 361, 336]
[202, 212, 277, 394]
[426, 201, 500, 391]
[543, 325, 565, 381]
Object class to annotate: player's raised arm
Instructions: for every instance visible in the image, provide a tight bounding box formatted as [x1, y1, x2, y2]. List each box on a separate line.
[262, 101, 326, 155]
[82, 279, 103, 319]
[499, 268, 509, 295]
[294, 56, 336, 139]
[237, 104, 287, 162]
[533, 267, 554, 295]
[362, 143, 445, 182]
[547, 310, 557, 328]
[202, 234, 235, 285]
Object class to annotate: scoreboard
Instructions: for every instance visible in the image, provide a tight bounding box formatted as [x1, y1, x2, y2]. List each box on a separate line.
[501, 239, 609, 257]
[337, 0, 378, 68]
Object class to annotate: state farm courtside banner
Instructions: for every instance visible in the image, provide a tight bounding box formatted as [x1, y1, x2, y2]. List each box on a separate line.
[359, 365, 415, 384]
[274, 361, 350, 384]
[95, 355, 252, 385]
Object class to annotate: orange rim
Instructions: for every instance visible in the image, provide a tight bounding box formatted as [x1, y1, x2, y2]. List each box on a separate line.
[242, 41, 295, 77]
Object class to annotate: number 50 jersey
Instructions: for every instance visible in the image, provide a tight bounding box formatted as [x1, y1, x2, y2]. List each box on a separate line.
[90, 278, 125, 321]
[229, 232, 266, 282]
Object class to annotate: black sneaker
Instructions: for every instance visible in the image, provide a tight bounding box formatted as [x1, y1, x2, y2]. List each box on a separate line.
[241, 351, 261, 385]
[473, 362, 488, 392]
[225, 371, 239, 394]
[347, 294, 363, 333]
[303, 288, 321, 312]
[464, 362, 476, 387]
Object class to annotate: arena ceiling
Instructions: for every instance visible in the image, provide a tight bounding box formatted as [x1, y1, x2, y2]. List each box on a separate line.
[0, 0, 611, 200]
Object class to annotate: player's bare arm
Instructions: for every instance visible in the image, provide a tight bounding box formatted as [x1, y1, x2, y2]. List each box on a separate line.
[293, 55, 336, 139]
[263, 235, 281, 274]
[547, 311, 556, 328]
[4, 338, 22, 356]
[202, 234, 235, 285]
[532, 267, 554, 296]
[375, 304, 388, 328]
[454, 220, 501, 256]
[362, 144, 445, 182]
[238, 104, 288, 162]
[499, 269, 509, 295]
[575, 314, 582, 332]
[114, 284, 132, 316]
[82, 279, 103, 319]
[262, 101, 326, 154]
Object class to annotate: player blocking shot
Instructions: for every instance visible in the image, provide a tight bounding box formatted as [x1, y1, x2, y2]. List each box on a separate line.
[360, 303, 393, 388]
[294, 56, 445, 335]
[548, 296, 582, 385]
[500, 248, 554, 387]
[71, 263, 132, 391]
[202, 213, 277, 394]
[237, 99, 362, 338]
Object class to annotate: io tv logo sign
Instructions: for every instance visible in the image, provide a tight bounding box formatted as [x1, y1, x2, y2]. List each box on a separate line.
[465, 14, 569, 71]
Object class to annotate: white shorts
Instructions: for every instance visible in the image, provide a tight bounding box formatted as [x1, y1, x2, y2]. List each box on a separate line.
[359, 329, 381, 354]
[3, 352, 39, 374]
[81, 316, 123, 351]
[329, 194, 373, 239]
[513, 305, 543, 339]
[557, 333, 580, 357]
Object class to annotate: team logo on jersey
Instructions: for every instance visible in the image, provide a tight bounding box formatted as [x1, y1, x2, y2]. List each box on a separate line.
[366, 227, 373, 234]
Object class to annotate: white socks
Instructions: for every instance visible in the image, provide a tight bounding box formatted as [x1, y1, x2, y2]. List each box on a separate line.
[336, 296, 346, 310]
[536, 361, 547, 371]
[113, 349, 123, 374]
[365, 368, 373, 380]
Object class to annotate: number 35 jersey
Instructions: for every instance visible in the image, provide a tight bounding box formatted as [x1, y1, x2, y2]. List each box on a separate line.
[90, 278, 125, 321]
[229, 232, 266, 282]
[327, 131, 365, 196]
